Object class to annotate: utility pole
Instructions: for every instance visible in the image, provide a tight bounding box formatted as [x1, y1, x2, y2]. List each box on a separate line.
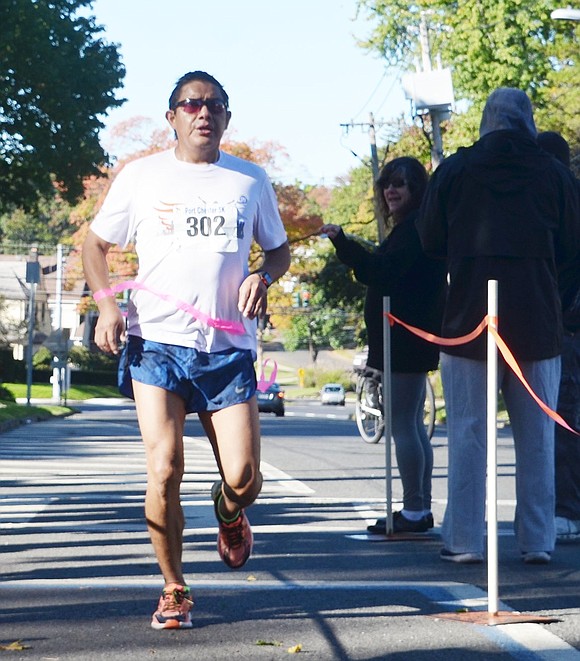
[25, 247, 40, 406]
[419, 12, 443, 170]
[368, 112, 380, 184]
[419, 12, 444, 169]
[340, 113, 387, 243]
[52, 244, 65, 403]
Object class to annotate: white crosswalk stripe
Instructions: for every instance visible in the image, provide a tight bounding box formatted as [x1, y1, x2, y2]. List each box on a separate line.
[0, 423, 312, 533]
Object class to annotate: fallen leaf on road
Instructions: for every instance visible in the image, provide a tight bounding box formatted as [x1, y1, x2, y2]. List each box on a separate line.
[287, 644, 303, 653]
[0, 640, 31, 651]
[256, 640, 282, 647]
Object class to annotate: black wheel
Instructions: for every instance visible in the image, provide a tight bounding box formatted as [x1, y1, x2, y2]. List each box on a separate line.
[423, 376, 436, 439]
[355, 374, 384, 444]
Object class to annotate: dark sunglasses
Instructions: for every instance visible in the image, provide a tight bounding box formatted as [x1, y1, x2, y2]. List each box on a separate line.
[385, 178, 407, 189]
[173, 98, 227, 115]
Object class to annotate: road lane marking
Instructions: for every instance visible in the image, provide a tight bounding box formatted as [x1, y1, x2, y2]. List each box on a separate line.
[0, 579, 577, 658]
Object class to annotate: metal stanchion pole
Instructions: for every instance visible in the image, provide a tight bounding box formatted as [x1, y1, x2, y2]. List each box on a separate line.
[433, 281, 558, 625]
[486, 280, 499, 615]
[382, 296, 393, 534]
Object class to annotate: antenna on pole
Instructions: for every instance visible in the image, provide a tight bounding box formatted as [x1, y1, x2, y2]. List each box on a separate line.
[401, 12, 454, 170]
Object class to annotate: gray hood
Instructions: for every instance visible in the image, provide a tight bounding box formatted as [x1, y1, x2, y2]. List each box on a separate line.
[479, 88, 537, 138]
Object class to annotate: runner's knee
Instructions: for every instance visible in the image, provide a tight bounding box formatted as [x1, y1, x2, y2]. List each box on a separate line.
[147, 454, 184, 497]
[223, 468, 262, 508]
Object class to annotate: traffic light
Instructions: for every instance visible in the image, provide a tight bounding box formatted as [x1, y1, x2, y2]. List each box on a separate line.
[302, 291, 311, 307]
[292, 292, 302, 308]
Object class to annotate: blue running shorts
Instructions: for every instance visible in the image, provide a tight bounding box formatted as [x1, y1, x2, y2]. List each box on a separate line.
[118, 336, 257, 413]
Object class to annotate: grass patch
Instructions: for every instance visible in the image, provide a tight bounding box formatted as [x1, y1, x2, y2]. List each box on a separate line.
[2, 383, 121, 400]
[0, 400, 75, 424]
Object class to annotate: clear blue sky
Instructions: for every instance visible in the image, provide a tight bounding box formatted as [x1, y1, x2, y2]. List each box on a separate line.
[90, 0, 409, 186]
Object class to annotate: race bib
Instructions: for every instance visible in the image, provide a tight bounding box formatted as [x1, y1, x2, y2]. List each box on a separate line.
[173, 202, 242, 253]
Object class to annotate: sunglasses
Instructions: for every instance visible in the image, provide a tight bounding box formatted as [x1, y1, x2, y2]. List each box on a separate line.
[385, 179, 407, 189]
[173, 98, 227, 115]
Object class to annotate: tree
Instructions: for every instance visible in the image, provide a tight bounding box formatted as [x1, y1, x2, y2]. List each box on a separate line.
[322, 166, 376, 241]
[0, 0, 126, 212]
[0, 191, 75, 245]
[357, 0, 580, 146]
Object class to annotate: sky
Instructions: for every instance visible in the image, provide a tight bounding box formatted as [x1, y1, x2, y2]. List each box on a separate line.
[89, 0, 410, 186]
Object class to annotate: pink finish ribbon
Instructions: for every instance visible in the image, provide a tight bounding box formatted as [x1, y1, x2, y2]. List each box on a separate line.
[257, 358, 278, 393]
[93, 280, 245, 335]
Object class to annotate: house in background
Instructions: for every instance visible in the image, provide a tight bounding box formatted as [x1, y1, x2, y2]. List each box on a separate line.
[0, 251, 84, 363]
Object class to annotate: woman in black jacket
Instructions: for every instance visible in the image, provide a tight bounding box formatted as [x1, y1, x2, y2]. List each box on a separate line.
[321, 157, 446, 534]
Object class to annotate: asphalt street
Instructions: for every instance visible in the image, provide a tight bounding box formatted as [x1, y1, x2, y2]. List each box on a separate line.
[1, 399, 579, 660]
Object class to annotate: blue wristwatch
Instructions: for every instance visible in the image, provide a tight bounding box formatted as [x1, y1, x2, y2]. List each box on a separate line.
[256, 271, 273, 288]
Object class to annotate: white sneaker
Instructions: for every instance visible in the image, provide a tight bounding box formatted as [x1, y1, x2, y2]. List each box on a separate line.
[555, 516, 580, 542]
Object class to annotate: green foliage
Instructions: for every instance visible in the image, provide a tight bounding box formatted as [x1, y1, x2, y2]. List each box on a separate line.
[32, 345, 118, 374]
[297, 165, 377, 351]
[282, 303, 361, 357]
[357, 0, 580, 148]
[380, 120, 433, 170]
[68, 345, 118, 371]
[0, 192, 76, 245]
[323, 167, 377, 242]
[0, 0, 126, 212]
[283, 314, 315, 352]
[32, 346, 52, 369]
[301, 367, 352, 391]
[0, 401, 60, 423]
[317, 251, 366, 308]
[0, 384, 16, 402]
[2, 381, 119, 400]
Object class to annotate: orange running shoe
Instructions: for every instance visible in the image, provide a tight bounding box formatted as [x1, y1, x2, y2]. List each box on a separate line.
[151, 583, 193, 630]
[211, 480, 254, 569]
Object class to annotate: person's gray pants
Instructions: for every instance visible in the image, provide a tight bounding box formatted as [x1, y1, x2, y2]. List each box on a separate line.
[440, 353, 560, 555]
[391, 372, 433, 513]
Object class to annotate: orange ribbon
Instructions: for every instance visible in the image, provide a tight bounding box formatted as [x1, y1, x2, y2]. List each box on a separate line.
[387, 313, 579, 436]
[387, 313, 488, 347]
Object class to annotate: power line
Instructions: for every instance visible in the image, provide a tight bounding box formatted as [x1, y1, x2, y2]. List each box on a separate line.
[352, 70, 389, 120]
[339, 113, 388, 243]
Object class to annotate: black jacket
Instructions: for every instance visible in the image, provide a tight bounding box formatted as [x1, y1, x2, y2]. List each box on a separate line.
[331, 212, 446, 372]
[416, 130, 580, 361]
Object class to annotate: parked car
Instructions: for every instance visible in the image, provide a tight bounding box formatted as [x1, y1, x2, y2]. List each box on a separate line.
[257, 382, 285, 416]
[320, 383, 346, 406]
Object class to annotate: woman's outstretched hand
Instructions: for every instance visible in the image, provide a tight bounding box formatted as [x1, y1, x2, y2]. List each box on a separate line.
[319, 224, 342, 240]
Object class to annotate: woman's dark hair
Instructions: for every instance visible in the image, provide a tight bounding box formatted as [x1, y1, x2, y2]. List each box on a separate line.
[374, 157, 429, 228]
[169, 71, 229, 110]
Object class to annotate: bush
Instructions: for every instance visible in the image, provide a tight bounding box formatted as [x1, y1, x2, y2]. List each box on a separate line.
[32, 346, 53, 369]
[68, 346, 119, 372]
[302, 368, 352, 392]
[0, 384, 16, 402]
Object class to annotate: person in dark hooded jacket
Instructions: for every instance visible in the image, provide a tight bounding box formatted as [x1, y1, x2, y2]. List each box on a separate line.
[537, 130, 580, 542]
[416, 88, 580, 564]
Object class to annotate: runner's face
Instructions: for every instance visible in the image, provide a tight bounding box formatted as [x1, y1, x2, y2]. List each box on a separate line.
[166, 80, 231, 164]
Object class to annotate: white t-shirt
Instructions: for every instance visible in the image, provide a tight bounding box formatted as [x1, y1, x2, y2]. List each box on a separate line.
[90, 149, 287, 355]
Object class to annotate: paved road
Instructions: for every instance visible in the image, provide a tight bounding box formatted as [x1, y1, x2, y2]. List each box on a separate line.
[1, 400, 579, 660]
